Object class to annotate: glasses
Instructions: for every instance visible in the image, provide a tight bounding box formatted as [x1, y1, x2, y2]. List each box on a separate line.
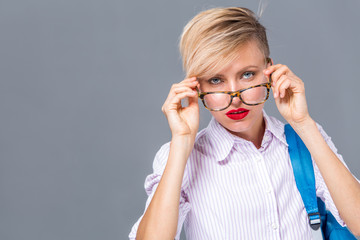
[198, 82, 271, 111]
[197, 59, 272, 111]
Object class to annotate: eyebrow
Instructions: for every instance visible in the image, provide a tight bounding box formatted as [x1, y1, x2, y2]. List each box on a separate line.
[213, 65, 260, 78]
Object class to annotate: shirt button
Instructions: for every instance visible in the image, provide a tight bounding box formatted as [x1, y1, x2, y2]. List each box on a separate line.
[256, 157, 261, 162]
[266, 188, 272, 193]
[271, 223, 278, 230]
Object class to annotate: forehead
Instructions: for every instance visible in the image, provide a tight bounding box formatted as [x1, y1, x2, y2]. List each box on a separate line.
[233, 41, 265, 64]
[199, 41, 265, 80]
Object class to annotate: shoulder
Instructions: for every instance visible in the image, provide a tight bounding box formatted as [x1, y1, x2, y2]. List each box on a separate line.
[264, 112, 334, 148]
[151, 141, 171, 173]
[267, 114, 285, 128]
[192, 127, 212, 154]
[153, 126, 214, 171]
[314, 121, 332, 142]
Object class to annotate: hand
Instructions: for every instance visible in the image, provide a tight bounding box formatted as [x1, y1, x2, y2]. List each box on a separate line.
[161, 77, 200, 139]
[264, 64, 311, 125]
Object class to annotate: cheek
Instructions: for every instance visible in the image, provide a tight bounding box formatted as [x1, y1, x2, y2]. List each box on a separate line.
[253, 91, 263, 99]
[209, 111, 230, 126]
[248, 104, 265, 115]
[209, 111, 224, 120]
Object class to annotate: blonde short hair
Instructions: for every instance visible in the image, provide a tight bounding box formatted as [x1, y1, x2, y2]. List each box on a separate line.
[179, 7, 269, 79]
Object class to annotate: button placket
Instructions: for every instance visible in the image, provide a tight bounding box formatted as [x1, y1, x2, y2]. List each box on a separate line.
[254, 154, 280, 236]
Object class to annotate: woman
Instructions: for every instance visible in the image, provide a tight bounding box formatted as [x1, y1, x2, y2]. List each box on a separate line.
[129, 7, 360, 239]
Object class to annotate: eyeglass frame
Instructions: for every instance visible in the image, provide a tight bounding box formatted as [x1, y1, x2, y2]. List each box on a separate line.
[196, 57, 272, 112]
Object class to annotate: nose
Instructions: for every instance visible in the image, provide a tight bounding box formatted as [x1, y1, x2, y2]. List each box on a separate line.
[231, 92, 243, 106]
[228, 81, 243, 107]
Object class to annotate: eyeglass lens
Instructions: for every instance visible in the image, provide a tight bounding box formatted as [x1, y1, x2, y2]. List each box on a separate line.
[203, 85, 268, 110]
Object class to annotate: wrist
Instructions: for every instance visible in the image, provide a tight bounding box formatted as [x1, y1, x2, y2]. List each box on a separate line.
[171, 135, 196, 151]
[168, 135, 195, 166]
[289, 116, 316, 133]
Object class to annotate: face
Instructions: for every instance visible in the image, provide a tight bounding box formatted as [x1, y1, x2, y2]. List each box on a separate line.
[198, 40, 271, 139]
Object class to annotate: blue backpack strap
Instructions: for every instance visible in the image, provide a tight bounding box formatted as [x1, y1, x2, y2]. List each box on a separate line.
[284, 124, 321, 230]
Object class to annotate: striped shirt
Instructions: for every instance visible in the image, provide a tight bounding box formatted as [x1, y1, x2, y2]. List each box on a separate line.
[129, 111, 354, 239]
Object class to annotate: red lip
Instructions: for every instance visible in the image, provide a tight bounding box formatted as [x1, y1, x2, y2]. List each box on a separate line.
[226, 108, 250, 120]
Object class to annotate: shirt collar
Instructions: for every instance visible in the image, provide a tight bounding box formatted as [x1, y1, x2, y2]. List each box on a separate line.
[204, 110, 288, 162]
[205, 117, 236, 162]
[262, 110, 288, 146]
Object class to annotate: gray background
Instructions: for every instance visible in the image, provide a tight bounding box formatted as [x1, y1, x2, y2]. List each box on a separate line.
[0, 0, 359, 239]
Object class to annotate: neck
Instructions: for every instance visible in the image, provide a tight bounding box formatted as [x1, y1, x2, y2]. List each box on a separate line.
[229, 114, 266, 149]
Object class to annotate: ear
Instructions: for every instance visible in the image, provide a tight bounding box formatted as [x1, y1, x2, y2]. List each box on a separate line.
[266, 57, 273, 66]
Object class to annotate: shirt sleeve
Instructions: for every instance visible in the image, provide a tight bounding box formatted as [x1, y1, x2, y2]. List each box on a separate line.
[128, 142, 191, 240]
[312, 123, 360, 227]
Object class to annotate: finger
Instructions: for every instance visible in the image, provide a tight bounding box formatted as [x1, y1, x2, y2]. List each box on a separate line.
[164, 88, 195, 110]
[173, 86, 198, 95]
[178, 77, 197, 86]
[170, 86, 198, 104]
[272, 75, 288, 98]
[188, 88, 199, 106]
[164, 78, 198, 110]
[278, 79, 291, 98]
[171, 80, 198, 90]
[168, 81, 198, 99]
[196, 82, 203, 92]
[269, 65, 290, 85]
[264, 64, 292, 78]
[172, 80, 198, 91]
[163, 90, 196, 113]
[170, 91, 197, 109]
[264, 64, 284, 75]
[182, 76, 197, 81]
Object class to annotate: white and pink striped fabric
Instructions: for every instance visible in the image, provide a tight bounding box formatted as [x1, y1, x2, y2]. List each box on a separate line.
[129, 110, 354, 239]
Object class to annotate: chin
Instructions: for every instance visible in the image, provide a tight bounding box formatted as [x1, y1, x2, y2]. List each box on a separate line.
[213, 108, 264, 137]
[223, 119, 254, 135]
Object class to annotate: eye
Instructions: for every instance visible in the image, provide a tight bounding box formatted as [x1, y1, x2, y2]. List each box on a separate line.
[207, 77, 223, 85]
[242, 71, 255, 80]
